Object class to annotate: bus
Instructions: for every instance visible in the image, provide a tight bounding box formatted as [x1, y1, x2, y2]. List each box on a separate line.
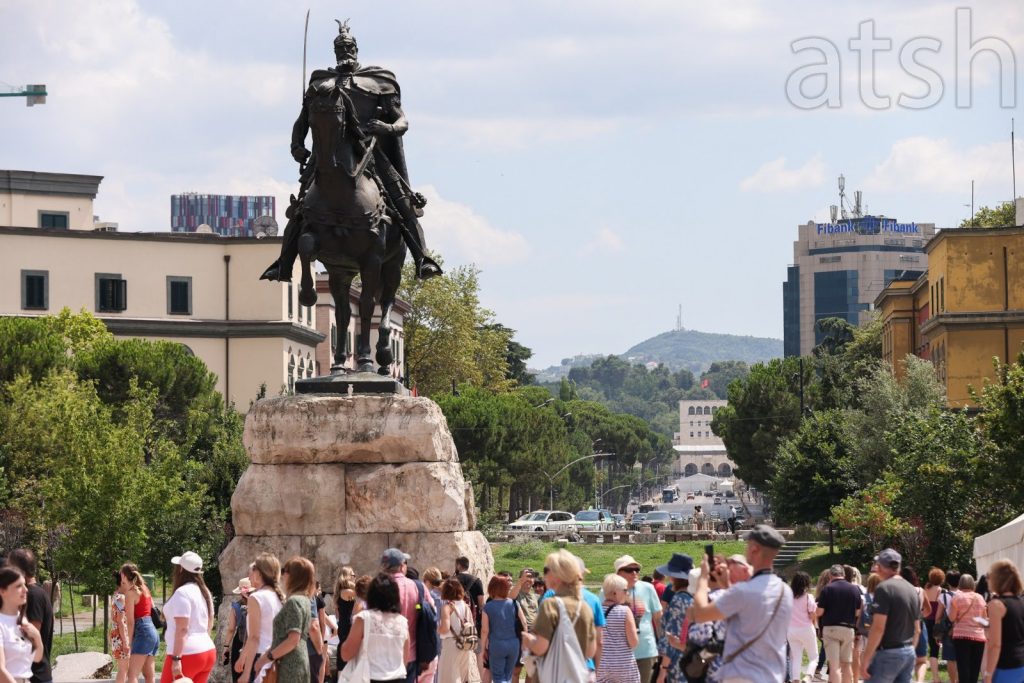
[662, 488, 677, 503]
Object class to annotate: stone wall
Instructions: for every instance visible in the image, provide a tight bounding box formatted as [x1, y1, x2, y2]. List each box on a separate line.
[218, 394, 494, 593]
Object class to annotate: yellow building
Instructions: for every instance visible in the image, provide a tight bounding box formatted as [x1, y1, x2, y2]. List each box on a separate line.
[1, 169, 323, 407]
[877, 217, 1024, 408]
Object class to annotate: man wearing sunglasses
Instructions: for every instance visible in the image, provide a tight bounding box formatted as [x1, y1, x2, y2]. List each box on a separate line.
[610, 555, 662, 683]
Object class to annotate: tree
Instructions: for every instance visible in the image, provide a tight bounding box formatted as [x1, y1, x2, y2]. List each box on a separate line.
[699, 360, 748, 399]
[959, 202, 1016, 228]
[711, 357, 811, 488]
[0, 372, 153, 594]
[399, 263, 511, 396]
[976, 352, 1024, 523]
[770, 410, 859, 525]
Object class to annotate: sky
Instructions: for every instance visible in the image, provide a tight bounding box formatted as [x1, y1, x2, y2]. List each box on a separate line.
[3, 0, 1022, 367]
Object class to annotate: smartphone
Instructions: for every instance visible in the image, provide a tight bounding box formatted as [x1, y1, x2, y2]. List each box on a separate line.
[973, 616, 990, 627]
[705, 544, 714, 565]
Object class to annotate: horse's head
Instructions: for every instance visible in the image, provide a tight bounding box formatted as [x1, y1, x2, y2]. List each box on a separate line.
[307, 81, 354, 172]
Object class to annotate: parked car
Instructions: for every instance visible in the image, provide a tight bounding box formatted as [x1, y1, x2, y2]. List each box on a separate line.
[686, 492, 695, 500]
[574, 509, 614, 531]
[694, 490, 703, 497]
[645, 511, 673, 529]
[630, 513, 647, 527]
[669, 512, 682, 522]
[507, 510, 577, 533]
[612, 514, 626, 528]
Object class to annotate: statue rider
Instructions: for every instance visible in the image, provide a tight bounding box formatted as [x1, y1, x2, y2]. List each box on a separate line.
[261, 20, 442, 282]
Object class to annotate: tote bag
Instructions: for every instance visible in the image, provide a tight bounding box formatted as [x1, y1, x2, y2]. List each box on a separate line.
[533, 597, 588, 683]
[338, 611, 372, 683]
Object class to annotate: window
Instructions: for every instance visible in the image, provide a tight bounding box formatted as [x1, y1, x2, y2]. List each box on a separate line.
[688, 406, 695, 415]
[940, 277, 945, 312]
[167, 276, 192, 315]
[712, 406, 718, 413]
[95, 273, 127, 312]
[306, 305, 312, 324]
[39, 211, 69, 229]
[288, 356, 296, 393]
[819, 255, 842, 263]
[330, 325, 338, 353]
[287, 284, 294, 319]
[689, 432, 694, 438]
[21, 270, 48, 310]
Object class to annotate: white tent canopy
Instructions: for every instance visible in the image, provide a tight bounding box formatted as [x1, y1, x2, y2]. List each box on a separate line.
[973, 512, 1024, 577]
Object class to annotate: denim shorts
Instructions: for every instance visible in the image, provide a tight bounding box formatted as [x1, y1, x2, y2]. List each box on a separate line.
[131, 616, 160, 656]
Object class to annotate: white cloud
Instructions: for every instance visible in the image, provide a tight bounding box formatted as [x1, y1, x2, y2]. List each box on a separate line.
[583, 227, 624, 254]
[415, 185, 529, 266]
[415, 115, 621, 151]
[862, 136, 1023, 194]
[740, 156, 826, 192]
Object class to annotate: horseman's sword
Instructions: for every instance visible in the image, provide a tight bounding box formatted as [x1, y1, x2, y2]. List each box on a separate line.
[302, 8, 310, 98]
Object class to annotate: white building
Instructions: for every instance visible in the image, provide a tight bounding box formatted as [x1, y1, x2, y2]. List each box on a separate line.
[674, 399, 735, 478]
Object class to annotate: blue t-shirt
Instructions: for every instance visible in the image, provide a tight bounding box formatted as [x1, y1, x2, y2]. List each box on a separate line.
[540, 588, 606, 670]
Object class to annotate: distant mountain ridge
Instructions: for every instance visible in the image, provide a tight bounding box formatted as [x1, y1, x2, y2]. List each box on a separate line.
[624, 328, 782, 373]
[532, 328, 782, 381]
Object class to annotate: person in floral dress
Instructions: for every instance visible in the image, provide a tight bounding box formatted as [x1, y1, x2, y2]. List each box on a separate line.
[110, 577, 130, 683]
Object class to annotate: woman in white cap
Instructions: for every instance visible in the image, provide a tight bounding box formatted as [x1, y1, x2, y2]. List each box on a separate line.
[160, 551, 216, 683]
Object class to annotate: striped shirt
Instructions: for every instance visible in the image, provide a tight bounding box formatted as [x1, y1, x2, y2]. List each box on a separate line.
[596, 604, 641, 683]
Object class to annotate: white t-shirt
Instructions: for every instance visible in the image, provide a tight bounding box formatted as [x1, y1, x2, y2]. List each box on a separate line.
[162, 583, 216, 655]
[0, 612, 35, 678]
[248, 588, 282, 653]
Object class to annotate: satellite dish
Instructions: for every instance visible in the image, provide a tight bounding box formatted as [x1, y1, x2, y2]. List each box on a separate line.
[253, 215, 279, 238]
[196, 223, 214, 234]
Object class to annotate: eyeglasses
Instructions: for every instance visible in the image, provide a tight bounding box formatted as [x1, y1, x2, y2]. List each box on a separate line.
[619, 567, 641, 574]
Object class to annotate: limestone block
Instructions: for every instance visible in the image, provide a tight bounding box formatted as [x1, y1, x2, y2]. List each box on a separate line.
[245, 395, 457, 465]
[345, 462, 468, 533]
[389, 530, 494, 580]
[53, 652, 112, 682]
[231, 464, 346, 536]
[218, 533, 389, 595]
[218, 531, 492, 595]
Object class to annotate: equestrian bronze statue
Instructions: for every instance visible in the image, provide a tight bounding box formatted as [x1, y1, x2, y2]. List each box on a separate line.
[261, 20, 441, 376]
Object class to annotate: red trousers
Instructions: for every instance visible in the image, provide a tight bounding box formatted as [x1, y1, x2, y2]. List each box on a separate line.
[160, 649, 217, 683]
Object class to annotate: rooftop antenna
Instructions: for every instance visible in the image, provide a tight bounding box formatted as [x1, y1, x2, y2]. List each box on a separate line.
[838, 175, 849, 220]
[971, 179, 975, 226]
[675, 304, 683, 331]
[853, 190, 863, 218]
[830, 205, 839, 223]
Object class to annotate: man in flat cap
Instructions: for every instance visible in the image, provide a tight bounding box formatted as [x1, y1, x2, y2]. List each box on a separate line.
[690, 524, 793, 683]
[860, 548, 919, 683]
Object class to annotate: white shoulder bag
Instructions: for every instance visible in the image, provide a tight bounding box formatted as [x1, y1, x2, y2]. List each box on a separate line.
[338, 610, 372, 683]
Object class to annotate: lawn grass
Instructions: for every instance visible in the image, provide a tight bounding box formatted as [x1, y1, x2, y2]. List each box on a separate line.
[492, 540, 746, 581]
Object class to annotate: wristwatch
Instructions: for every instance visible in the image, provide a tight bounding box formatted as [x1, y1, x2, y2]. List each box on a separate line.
[171, 656, 182, 662]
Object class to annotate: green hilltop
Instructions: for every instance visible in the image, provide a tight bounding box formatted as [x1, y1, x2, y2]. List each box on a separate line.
[624, 328, 783, 374]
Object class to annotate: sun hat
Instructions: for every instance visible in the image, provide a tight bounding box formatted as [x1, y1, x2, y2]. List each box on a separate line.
[232, 577, 253, 595]
[171, 551, 203, 574]
[655, 553, 694, 579]
[614, 555, 642, 572]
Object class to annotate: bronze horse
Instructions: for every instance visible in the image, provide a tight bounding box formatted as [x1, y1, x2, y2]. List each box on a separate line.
[296, 78, 406, 375]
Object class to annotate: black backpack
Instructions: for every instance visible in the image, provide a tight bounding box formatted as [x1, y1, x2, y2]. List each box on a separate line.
[414, 580, 440, 664]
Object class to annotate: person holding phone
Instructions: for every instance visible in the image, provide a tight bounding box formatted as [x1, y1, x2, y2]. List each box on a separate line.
[0, 566, 44, 683]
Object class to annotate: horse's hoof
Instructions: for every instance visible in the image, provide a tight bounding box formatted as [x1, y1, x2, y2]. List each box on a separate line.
[298, 288, 318, 307]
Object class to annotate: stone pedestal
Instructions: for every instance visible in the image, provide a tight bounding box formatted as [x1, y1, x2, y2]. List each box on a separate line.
[218, 394, 493, 593]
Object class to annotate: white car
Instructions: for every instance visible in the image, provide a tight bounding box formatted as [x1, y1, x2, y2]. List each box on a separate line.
[508, 510, 578, 533]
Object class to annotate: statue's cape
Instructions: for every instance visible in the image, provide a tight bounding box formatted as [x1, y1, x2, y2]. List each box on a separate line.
[308, 65, 400, 97]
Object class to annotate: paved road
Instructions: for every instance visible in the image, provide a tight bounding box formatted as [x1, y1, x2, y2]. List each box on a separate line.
[640, 477, 765, 523]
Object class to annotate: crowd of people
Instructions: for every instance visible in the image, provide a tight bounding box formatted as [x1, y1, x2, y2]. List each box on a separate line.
[1, 530, 1023, 683]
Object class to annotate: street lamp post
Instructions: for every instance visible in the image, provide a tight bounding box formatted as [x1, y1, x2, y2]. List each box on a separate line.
[541, 451, 613, 511]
